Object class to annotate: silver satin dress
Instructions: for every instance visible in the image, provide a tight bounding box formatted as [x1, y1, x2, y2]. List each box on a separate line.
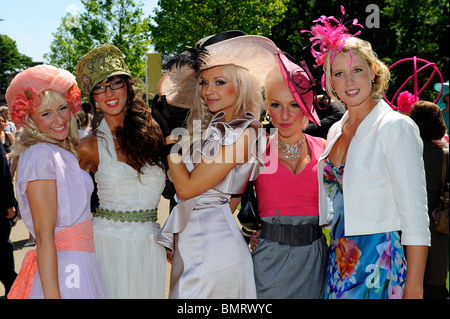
[156, 112, 267, 299]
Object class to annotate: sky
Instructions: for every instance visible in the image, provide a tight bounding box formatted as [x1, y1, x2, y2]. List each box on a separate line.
[0, 0, 158, 62]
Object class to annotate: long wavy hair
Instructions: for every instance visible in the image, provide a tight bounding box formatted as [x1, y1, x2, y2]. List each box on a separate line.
[91, 75, 164, 174]
[13, 90, 80, 158]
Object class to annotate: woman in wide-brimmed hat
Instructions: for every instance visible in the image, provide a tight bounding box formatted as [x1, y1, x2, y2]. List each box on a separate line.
[76, 44, 167, 299]
[154, 30, 278, 298]
[5, 64, 104, 299]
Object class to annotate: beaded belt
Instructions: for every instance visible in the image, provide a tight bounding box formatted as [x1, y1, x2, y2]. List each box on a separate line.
[95, 207, 158, 223]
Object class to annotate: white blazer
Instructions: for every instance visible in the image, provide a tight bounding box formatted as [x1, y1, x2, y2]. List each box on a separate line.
[318, 100, 430, 246]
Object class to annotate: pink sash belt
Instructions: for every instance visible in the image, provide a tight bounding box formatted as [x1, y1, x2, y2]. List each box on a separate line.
[8, 220, 95, 299]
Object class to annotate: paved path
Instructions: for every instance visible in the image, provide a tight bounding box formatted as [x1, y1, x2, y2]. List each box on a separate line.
[1, 197, 172, 298]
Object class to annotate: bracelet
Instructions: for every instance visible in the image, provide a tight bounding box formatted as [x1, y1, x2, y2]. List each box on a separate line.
[164, 143, 182, 156]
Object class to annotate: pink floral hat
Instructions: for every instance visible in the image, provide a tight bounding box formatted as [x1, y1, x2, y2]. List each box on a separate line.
[5, 64, 81, 128]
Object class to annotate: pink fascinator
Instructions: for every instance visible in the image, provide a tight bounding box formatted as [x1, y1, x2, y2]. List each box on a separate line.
[383, 56, 443, 113]
[302, 6, 363, 80]
[5, 64, 81, 128]
[396, 91, 418, 113]
[276, 52, 321, 125]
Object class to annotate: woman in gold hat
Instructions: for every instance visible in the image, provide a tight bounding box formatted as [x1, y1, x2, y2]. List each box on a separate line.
[76, 44, 167, 299]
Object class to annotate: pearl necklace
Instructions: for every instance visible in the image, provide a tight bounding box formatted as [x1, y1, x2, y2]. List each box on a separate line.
[277, 138, 305, 164]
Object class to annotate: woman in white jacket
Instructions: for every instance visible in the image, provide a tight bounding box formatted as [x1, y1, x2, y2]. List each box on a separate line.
[304, 9, 430, 299]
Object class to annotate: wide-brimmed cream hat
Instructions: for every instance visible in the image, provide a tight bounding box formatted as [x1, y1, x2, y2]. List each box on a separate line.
[157, 31, 279, 108]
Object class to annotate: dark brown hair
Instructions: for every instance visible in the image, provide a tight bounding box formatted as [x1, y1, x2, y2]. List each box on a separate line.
[92, 76, 164, 174]
[409, 100, 447, 141]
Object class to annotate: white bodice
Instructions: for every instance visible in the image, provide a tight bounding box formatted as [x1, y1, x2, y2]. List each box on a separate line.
[95, 119, 166, 212]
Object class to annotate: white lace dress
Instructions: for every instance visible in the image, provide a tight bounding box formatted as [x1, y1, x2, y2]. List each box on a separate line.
[92, 119, 167, 298]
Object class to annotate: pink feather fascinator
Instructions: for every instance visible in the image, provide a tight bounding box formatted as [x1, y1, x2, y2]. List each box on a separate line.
[302, 6, 363, 69]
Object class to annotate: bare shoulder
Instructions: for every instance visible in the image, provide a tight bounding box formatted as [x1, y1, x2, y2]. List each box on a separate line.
[76, 134, 99, 172]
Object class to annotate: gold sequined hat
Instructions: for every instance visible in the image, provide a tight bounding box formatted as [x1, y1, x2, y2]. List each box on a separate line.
[76, 44, 131, 101]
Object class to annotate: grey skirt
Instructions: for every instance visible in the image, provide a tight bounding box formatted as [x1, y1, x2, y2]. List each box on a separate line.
[252, 214, 328, 299]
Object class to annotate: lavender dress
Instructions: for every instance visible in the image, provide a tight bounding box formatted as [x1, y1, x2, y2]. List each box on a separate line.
[16, 143, 105, 299]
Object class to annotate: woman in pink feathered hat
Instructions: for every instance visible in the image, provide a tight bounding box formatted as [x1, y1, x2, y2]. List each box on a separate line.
[304, 6, 430, 299]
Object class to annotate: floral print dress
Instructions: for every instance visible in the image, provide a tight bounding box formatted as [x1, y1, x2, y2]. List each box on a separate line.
[323, 160, 407, 299]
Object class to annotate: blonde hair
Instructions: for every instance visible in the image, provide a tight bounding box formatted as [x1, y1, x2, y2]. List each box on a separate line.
[264, 65, 309, 131]
[183, 64, 264, 145]
[13, 90, 80, 159]
[324, 37, 390, 107]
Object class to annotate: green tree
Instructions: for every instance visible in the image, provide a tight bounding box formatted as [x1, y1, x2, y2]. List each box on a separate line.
[0, 34, 34, 95]
[45, 0, 152, 80]
[44, 17, 81, 73]
[270, 0, 449, 100]
[150, 0, 289, 61]
[377, 0, 449, 102]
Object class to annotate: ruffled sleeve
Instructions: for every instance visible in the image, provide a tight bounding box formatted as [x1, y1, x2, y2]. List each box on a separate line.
[156, 112, 267, 253]
[191, 112, 267, 194]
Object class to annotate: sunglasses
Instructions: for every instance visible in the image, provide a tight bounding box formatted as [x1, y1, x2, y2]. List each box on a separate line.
[92, 78, 126, 95]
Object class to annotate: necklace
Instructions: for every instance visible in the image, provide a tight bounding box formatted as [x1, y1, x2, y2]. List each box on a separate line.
[277, 138, 305, 164]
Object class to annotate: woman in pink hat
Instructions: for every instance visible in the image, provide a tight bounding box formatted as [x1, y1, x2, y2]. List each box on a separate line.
[5, 64, 105, 299]
[249, 53, 328, 298]
[304, 6, 430, 299]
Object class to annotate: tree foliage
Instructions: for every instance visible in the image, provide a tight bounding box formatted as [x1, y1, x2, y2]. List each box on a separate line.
[270, 0, 449, 100]
[42, 0, 449, 102]
[150, 0, 448, 101]
[150, 0, 288, 61]
[45, 0, 152, 80]
[0, 34, 34, 95]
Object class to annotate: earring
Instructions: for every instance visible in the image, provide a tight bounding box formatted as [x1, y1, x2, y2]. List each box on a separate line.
[261, 111, 270, 125]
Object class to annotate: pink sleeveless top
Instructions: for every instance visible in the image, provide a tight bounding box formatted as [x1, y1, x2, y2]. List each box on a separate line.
[254, 134, 324, 217]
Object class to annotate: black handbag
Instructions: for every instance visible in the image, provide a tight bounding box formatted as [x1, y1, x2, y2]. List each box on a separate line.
[238, 181, 261, 231]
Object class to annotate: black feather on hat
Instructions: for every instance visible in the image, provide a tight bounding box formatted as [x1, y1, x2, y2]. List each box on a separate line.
[165, 44, 208, 72]
[165, 31, 247, 72]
